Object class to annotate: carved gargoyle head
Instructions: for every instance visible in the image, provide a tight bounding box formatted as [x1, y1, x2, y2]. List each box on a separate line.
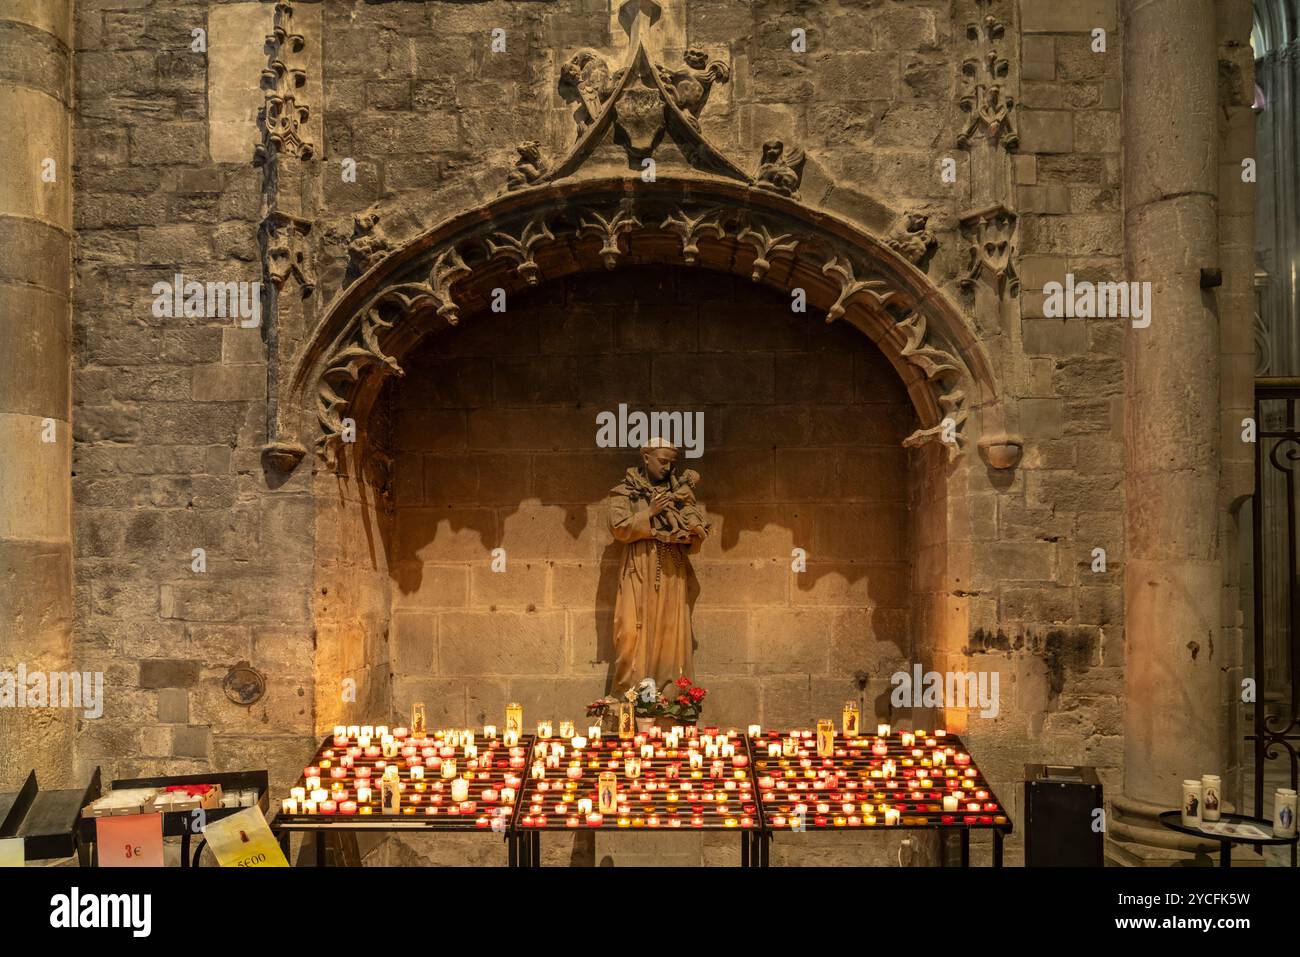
[906, 211, 929, 233]
[516, 140, 543, 165]
[761, 139, 786, 166]
[683, 47, 709, 70]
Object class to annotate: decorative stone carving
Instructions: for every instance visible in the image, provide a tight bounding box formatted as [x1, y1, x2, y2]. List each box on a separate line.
[658, 48, 731, 127]
[524, 2, 754, 187]
[614, 68, 668, 155]
[262, 211, 315, 293]
[315, 295, 408, 464]
[345, 210, 392, 278]
[484, 216, 554, 285]
[661, 208, 725, 264]
[904, 388, 969, 461]
[822, 255, 894, 323]
[560, 49, 617, 136]
[506, 141, 550, 191]
[579, 203, 642, 269]
[886, 211, 938, 266]
[736, 220, 799, 281]
[956, 14, 1018, 151]
[753, 140, 806, 199]
[254, 2, 313, 165]
[428, 247, 471, 324]
[958, 204, 1019, 297]
[305, 190, 997, 471]
[894, 312, 961, 381]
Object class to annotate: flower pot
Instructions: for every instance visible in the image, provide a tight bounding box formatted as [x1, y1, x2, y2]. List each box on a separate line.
[635, 717, 656, 732]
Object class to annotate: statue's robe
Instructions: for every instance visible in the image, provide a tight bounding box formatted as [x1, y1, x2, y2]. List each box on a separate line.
[607, 467, 706, 693]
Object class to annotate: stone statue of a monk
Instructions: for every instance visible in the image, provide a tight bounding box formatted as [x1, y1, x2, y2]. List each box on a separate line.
[607, 438, 709, 694]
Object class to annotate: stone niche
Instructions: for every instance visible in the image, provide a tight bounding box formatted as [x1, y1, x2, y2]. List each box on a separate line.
[312, 261, 960, 866]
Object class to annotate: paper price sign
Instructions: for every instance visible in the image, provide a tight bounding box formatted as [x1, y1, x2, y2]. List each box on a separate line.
[0, 838, 24, 867]
[201, 806, 288, 867]
[96, 813, 164, 867]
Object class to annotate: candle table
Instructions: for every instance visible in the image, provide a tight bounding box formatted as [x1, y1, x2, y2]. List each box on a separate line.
[1157, 810, 1299, 867]
[512, 726, 765, 867]
[748, 729, 1013, 867]
[275, 730, 535, 866]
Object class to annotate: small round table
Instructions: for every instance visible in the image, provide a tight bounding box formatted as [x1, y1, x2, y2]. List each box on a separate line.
[1158, 811, 1297, 867]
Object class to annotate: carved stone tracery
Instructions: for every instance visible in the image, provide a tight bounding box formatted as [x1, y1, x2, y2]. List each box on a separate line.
[303, 186, 991, 467]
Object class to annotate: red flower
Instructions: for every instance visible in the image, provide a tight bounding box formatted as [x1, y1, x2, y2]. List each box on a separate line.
[677, 695, 690, 706]
[675, 676, 692, 688]
[688, 687, 706, 702]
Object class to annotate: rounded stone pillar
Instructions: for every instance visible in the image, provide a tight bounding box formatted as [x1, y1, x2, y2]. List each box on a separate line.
[1112, 0, 1227, 862]
[0, 0, 75, 789]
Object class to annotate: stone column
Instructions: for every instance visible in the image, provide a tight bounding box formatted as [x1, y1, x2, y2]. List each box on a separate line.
[1111, 0, 1226, 861]
[0, 0, 75, 789]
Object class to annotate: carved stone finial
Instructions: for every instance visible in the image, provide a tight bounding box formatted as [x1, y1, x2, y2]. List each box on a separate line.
[254, 1, 314, 164]
[753, 140, 806, 198]
[886, 211, 938, 266]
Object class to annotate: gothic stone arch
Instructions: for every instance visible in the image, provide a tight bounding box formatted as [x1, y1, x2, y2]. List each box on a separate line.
[284, 176, 1007, 475]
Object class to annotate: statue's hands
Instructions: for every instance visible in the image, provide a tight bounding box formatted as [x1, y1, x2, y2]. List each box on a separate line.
[648, 489, 672, 516]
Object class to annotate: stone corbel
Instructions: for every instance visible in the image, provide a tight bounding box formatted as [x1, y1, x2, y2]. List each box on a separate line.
[484, 217, 555, 285]
[958, 203, 1019, 298]
[660, 208, 726, 264]
[262, 211, 315, 294]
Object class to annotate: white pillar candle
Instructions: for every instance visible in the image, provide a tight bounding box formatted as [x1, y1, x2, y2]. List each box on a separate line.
[877, 724, 891, 737]
[347, 725, 360, 737]
[360, 725, 374, 738]
[900, 732, 915, 748]
[333, 725, 347, 738]
[441, 759, 457, 779]
[943, 795, 958, 812]
[884, 808, 900, 825]
[1201, 774, 1222, 822]
[451, 779, 470, 802]
[747, 724, 762, 737]
[311, 788, 329, 803]
[376, 726, 388, 738]
[571, 736, 587, 750]
[357, 786, 372, 803]
[302, 800, 317, 814]
[1181, 779, 1203, 826]
[290, 786, 306, 802]
[282, 798, 298, 814]
[411, 766, 424, 780]
[503, 730, 519, 747]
